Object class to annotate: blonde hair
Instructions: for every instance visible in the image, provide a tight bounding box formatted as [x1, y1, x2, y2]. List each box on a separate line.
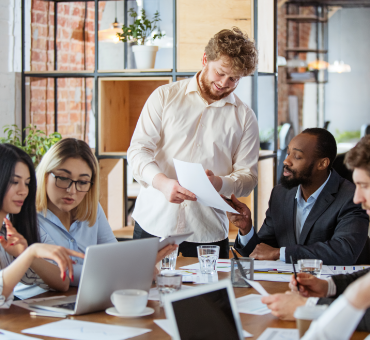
[205, 27, 258, 76]
[36, 138, 99, 226]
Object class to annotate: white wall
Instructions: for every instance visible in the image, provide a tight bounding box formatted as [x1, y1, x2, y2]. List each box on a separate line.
[325, 8, 370, 135]
[0, 0, 22, 137]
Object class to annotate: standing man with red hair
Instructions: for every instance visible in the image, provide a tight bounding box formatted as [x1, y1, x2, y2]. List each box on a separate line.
[128, 27, 259, 258]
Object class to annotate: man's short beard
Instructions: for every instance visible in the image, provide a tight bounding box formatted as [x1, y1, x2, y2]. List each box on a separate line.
[199, 64, 234, 101]
[280, 163, 314, 190]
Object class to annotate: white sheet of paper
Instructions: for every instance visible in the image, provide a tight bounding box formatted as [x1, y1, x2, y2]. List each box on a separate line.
[244, 279, 270, 296]
[13, 296, 66, 311]
[0, 329, 42, 340]
[154, 319, 252, 338]
[173, 159, 239, 214]
[256, 328, 299, 340]
[181, 259, 232, 272]
[14, 283, 49, 300]
[236, 294, 271, 315]
[149, 285, 194, 301]
[253, 273, 291, 282]
[22, 320, 151, 340]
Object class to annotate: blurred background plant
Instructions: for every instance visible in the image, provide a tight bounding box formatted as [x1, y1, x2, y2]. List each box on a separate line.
[0, 124, 62, 166]
[335, 129, 361, 143]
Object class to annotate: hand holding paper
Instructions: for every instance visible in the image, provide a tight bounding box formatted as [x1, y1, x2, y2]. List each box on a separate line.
[173, 159, 239, 214]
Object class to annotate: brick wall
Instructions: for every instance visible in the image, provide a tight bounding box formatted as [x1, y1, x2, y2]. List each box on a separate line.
[29, 1, 105, 142]
[277, 4, 313, 130]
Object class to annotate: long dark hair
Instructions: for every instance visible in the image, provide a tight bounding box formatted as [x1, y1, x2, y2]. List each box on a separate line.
[0, 144, 39, 245]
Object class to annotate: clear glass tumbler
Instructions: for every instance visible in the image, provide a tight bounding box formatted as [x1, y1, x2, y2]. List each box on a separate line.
[156, 273, 182, 307]
[298, 259, 323, 278]
[197, 245, 220, 274]
[161, 249, 178, 270]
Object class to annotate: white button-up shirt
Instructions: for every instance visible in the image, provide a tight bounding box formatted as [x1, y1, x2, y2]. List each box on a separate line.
[128, 74, 259, 243]
[302, 295, 365, 340]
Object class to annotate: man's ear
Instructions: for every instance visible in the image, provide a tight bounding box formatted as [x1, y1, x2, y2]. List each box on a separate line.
[201, 52, 207, 67]
[317, 158, 330, 171]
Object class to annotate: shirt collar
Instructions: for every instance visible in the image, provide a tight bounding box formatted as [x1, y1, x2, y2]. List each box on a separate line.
[185, 72, 237, 108]
[295, 171, 332, 205]
[45, 209, 79, 231]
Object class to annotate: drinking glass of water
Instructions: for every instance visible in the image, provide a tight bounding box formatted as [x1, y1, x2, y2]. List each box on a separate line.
[161, 249, 178, 270]
[197, 245, 220, 274]
[298, 259, 323, 278]
[156, 273, 182, 307]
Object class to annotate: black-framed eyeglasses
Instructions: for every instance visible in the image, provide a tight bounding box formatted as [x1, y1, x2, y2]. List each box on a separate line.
[51, 173, 93, 192]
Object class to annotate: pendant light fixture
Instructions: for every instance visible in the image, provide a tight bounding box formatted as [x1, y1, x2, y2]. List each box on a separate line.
[98, 2, 122, 44]
[329, 9, 351, 73]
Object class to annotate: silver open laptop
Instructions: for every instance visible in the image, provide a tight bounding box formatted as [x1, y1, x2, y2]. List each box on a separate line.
[30, 238, 159, 315]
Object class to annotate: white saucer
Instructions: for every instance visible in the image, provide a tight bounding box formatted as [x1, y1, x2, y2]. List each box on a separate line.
[105, 307, 155, 318]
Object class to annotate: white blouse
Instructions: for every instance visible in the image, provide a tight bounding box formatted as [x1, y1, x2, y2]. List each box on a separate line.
[0, 270, 13, 308]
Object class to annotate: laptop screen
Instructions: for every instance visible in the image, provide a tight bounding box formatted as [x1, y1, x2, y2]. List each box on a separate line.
[171, 287, 240, 340]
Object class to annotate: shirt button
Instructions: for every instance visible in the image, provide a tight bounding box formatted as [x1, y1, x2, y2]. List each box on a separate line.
[182, 203, 187, 207]
[70, 239, 74, 242]
[197, 144, 201, 147]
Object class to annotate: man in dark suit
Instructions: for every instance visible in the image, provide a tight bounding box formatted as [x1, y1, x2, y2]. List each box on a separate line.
[261, 135, 370, 332]
[228, 128, 369, 265]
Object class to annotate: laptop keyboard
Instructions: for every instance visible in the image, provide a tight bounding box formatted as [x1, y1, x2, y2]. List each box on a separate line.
[53, 302, 76, 310]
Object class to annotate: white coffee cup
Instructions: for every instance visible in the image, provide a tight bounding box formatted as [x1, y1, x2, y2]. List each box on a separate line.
[294, 305, 327, 338]
[110, 289, 148, 315]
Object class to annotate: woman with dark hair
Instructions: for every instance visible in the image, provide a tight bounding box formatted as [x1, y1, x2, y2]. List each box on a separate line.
[0, 143, 84, 305]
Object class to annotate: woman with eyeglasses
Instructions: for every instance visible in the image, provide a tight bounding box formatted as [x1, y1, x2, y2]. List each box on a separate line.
[36, 138, 176, 286]
[0, 143, 84, 306]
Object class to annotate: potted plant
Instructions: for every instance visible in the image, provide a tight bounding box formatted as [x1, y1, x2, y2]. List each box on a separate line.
[117, 8, 165, 69]
[0, 124, 62, 167]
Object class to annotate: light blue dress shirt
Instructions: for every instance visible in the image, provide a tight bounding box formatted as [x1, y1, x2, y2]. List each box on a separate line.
[38, 203, 117, 286]
[238, 172, 331, 262]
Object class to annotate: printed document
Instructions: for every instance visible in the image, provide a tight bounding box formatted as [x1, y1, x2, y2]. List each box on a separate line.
[173, 159, 239, 214]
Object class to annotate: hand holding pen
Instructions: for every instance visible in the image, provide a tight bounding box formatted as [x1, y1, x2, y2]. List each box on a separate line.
[289, 272, 329, 298]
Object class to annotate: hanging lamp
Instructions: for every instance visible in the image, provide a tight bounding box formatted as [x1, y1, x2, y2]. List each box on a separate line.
[98, 2, 122, 44]
[329, 9, 351, 73]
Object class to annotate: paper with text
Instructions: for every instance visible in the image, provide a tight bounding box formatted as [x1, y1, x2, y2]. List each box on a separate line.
[22, 319, 151, 340]
[173, 159, 239, 214]
[256, 328, 299, 340]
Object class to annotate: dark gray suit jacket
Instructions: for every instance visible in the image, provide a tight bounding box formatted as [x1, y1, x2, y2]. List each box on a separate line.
[234, 170, 370, 265]
[318, 269, 370, 332]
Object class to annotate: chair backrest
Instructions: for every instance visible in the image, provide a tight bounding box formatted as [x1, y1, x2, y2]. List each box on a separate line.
[361, 124, 370, 137]
[277, 123, 294, 183]
[323, 121, 330, 130]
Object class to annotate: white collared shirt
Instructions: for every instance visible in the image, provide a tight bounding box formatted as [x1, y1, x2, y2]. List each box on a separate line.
[302, 295, 365, 340]
[128, 74, 259, 243]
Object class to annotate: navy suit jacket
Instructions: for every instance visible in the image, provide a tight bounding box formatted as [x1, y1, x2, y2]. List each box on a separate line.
[234, 170, 370, 265]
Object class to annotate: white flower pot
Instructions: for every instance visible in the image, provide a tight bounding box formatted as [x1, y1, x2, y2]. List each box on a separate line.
[132, 45, 159, 69]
